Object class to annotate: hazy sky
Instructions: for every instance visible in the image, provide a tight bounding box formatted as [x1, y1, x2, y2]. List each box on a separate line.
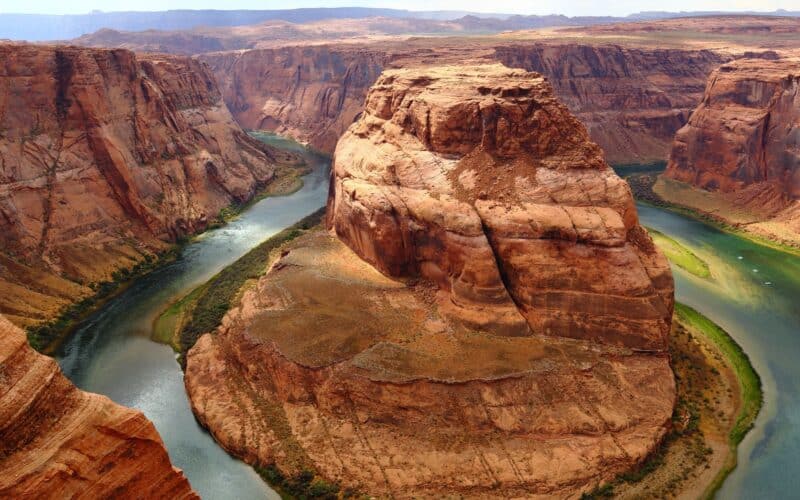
[2, 0, 798, 17]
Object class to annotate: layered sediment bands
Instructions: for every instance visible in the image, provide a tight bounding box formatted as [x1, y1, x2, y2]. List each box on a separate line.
[328, 64, 674, 349]
[202, 46, 387, 153]
[203, 41, 725, 165]
[664, 57, 800, 244]
[0, 43, 286, 325]
[493, 43, 729, 164]
[186, 231, 676, 498]
[0, 315, 196, 498]
[185, 65, 676, 497]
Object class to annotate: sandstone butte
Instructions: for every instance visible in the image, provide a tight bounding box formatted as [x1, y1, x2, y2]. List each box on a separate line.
[0, 314, 197, 498]
[663, 56, 800, 246]
[0, 43, 294, 327]
[185, 64, 677, 498]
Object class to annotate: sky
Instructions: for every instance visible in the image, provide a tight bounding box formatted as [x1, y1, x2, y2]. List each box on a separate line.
[2, 0, 798, 17]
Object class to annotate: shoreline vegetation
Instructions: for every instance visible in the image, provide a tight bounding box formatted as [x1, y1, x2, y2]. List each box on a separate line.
[26, 133, 312, 355]
[153, 208, 326, 360]
[617, 165, 800, 258]
[584, 304, 762, 499]
[647, 227, 711, 279]
[27, 247, 181, 354]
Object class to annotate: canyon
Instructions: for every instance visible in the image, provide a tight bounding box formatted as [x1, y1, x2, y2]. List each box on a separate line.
[662, 56, 800, 247]
[197, 40, 726, 164]
[0, 43, 294, 327]
[184, 64, 676, 497]
[1, 13, 796, 499]
[0, 314, 197, 498]
[68, 15, 800, 169]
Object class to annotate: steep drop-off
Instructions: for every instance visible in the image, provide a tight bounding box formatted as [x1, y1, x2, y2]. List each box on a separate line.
[0, 43, 291, 326]
[202, 46, 387, 153]
[203, 41, 726, 165]
[663, 56, 800, 246]
[493, 43, 728, 164]
[185, 64, 676, 498]
[0, 315, 197, 498]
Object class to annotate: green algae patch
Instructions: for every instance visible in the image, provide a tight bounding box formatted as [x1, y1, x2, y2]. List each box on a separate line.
[648, 228, 711, 279]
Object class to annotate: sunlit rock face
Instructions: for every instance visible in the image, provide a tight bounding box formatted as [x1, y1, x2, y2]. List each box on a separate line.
[0, 315, 197, 498]
[665, 57, 800, 240]
[0, 43, 287, 326]
[185, 64, 676, 499]
[328, 63, 674, 349]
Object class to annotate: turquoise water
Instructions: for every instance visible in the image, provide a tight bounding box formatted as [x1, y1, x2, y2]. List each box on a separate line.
[56, 134, 330, 499]
[638, 203, 800, 498]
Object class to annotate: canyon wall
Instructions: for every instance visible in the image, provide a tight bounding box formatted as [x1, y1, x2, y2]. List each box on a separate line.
[0, 43, 290, 326]
[203, 42, 726, 165]
[201, 46, 387, 153]
[493, 43, 728, 164]
[0, 315, 196, 498]
[663, 57, 800, 245]
[185, 64, 676, 498]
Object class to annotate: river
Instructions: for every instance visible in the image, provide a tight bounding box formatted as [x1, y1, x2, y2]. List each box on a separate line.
[637, 204, 800, 499]
[55, 133, 329, 500]
[53, 143, 800, 499]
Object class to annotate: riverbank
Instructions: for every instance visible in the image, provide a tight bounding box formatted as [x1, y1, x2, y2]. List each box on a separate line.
[26, 135, 310, 355]
[646, 228, 710, 279]
[622, 167, 800, 257]
[152, 208, 325, 358]
[585, 304, 762, 499]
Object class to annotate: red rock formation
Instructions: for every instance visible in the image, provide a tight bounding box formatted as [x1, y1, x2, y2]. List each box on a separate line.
[202, 46, 387, 153]
[328, 64, 674, 349]
[0, 315, 197, 498]
[663, 57, 800, 244]
[185, 64, 676, 498]
[203, 41, 725, 165]
[0, 43, 290, 325]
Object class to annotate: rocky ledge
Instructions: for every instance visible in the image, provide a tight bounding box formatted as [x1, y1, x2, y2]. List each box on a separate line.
[663, 57, 800, 246]
[185, 64, 676, 497]
[0, 315, 196, 498]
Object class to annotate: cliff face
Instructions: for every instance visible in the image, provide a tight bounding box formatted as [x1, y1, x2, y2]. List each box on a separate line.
[663, 57, 800, 244]
[328, 64, 674, 349]
[185, 65, 676, 498]
[202, 46, 387, 153]
[494, 43, 728, 164]
[0, 315, 197, 498]
[0, 43, 288, 326]
[203, 41, 725, 165]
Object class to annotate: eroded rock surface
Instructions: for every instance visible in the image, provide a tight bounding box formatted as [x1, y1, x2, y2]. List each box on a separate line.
[202, 46, 387, 153]
[0, 43, 291, 326]
[664, 57, 800, 245]
[0, 315, 197, 498]
[328, 64, 674, 349]
[202, 41, 726, 165]
[186, 64, 676, 498]
[493, 44, 728, 164]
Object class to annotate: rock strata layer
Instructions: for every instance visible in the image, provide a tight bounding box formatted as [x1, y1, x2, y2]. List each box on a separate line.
[0, 43, 290, 326]
[664, 57, 800, 245]
[0, 315, 197, 498]
[201, 41, 726, 165]
[328, 64, 674, 349]
[186, 64, 676, 498]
